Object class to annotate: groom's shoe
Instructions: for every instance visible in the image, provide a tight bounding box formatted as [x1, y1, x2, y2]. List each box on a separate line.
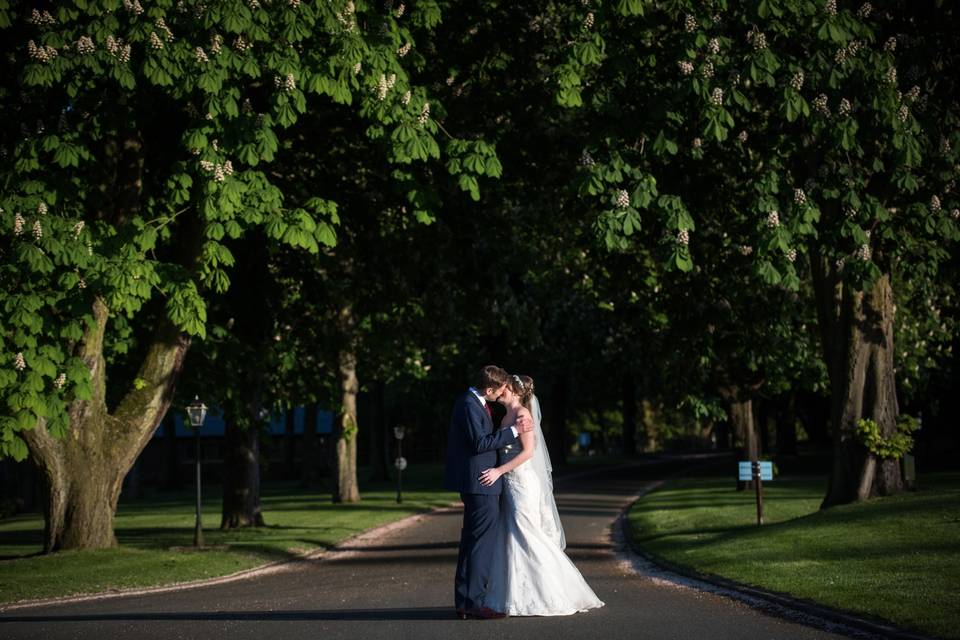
[467, 607, 507, 620]
[455, 608, 468, 620]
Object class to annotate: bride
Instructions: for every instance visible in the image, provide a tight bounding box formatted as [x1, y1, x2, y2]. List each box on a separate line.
[477, 374, 604, 616]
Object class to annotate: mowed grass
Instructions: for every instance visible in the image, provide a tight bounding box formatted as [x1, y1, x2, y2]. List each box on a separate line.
[627, 473, 960, 639]
[0, 464, 457, 605]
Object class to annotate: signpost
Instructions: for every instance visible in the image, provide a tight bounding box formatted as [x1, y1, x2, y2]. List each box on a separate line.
[738, 460, 773, 526]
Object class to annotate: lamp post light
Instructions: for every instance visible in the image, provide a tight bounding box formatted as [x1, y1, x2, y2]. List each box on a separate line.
[186, 396, 208, 548]
[394, 425, 407, 504]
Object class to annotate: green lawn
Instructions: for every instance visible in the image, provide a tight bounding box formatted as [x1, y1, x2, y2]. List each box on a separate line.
[627, 473, 960, 639]
[0, 465, 457, 605]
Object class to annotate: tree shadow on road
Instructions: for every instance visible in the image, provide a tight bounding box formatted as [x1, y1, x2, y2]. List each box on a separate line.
[0, 607, 456, 622]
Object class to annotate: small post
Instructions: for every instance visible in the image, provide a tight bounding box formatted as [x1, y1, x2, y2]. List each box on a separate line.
[394, 425, 406, 504]
[753, 460, 764, 526]
[194, 427, 204, 547]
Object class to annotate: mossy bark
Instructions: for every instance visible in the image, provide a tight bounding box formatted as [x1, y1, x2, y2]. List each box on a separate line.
[23, 297, 191, 551]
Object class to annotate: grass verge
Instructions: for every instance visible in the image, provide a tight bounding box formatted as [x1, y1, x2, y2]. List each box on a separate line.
[0, 464, 456, 605]
[626, 473, 960, 639]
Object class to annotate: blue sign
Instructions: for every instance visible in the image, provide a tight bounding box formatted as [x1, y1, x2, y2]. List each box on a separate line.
[738, 461, 773, 481]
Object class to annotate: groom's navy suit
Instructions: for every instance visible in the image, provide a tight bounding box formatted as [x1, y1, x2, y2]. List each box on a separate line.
[444, 390, 518, 613]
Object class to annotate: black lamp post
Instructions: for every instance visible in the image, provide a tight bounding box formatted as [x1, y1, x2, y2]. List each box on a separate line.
[186, 396, 208, 547]
[394, 425, 407, 504]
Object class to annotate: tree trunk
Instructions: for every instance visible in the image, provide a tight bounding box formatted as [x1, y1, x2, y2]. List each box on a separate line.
[284, 406, 296, 480]
[776, 392, 799, 456]
[641, 400, 658, 452]
[300, 401, 319, 487]
[726, 391, 760, 461]
[811, 250, 902, 507]
[367, 379, 390, 482]
[621, 375, 637, 456]
[220, 414, 265, 528]
[332, 311, 360, 503]
[23, 297, 191, 551]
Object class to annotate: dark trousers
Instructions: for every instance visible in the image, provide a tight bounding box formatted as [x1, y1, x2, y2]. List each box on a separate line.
[455, 493, 500, 611]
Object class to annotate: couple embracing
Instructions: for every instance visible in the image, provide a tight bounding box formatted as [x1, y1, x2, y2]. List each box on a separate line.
[444, 365, 604, 619]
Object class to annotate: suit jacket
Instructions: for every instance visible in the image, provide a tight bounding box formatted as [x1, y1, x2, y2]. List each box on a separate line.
[443, 391, 518, 495]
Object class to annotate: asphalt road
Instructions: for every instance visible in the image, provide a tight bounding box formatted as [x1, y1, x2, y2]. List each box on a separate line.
[0, 459, 859, 640]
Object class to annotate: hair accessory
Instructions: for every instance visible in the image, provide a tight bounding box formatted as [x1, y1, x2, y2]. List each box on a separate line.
[513, 374, 525, 390]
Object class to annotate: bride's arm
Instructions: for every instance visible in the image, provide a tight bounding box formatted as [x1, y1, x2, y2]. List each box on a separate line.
[478, 415, 535, 487]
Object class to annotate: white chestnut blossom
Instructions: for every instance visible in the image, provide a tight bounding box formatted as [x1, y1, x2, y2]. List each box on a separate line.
[54, 372, 67, 389]
[275, 73, 296, 92]
[678, 60, 694, 75]
[737, 130, 748, 143]
[73, 221, 85, 237]
[684, 14, 697, 32]
[739, 245, 753, 255]
[794, 188, 807, 205]
[156, 18, 174, 41]
[580, 149, 595, 167]
[105, 36, 130, 62]
[401, 90, 411, 105]
[615, 190, 630, 209]
[710, 87, 724, 106]
[27, 40, 58, 63]
[150, 32, 164, 50]
[844, 206, 858, 219]
[898, 104, 909, 122]
[813, 94, 830, 116]
[825, 0, 837, 16]
[884, 36, 897, 52]
[417, 102, 430, 126]
[857, 3, 873, 18]
[884, 67, 897, 84]
[583, 12, 594, 29]
[838, 98, 852, 116]
[677, 229, 690, 245]
[14, 213, 25, 235]
[857, 243, 872, 261]
[691, 137, 702, 149]
[397, 42, 411, 57]
[951, 208, 959, 220]
[701, 62, 714, 78]
[786, 248, 797, 262]
[766, 210, 780, 228]
[76, 36, 96, 54]
[37, 202, 47, 215]
[930, 195, 941, 212]
[395, 3, 405, 18]
[790, 70, 804, 91]
[708, 38, 720, 55]
[195, 47, 209, 63]
[13, 352, 26, 371]
[32, 219, 42, 239]
[234, 36, 252, 52]
[747, 29, 767, 51]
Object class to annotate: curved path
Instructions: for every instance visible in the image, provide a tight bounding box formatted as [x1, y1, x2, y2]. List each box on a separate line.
[0, 460, 859, 640]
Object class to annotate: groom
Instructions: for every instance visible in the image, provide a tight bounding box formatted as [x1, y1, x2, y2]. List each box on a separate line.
[444, 365, 533, 620]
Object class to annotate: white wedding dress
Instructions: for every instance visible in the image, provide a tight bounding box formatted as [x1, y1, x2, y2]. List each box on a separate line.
[481, 396, 604, 616]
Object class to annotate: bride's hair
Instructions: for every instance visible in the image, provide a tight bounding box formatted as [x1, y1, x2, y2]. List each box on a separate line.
[507, 374, 535, 410]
